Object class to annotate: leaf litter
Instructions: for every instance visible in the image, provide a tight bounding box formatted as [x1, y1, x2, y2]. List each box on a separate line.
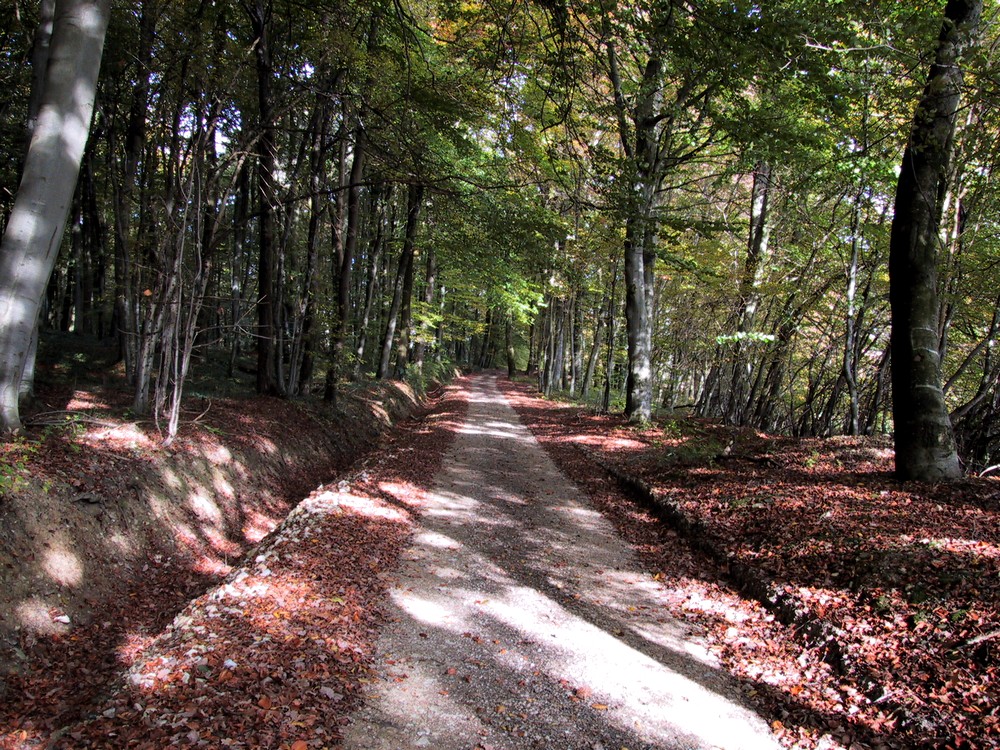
[4, 371, 997, 749]
[0, 381, 468, 749]
[499, 377, 999, 750]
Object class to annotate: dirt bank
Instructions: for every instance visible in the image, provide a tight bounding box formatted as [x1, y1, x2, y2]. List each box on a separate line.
[0, 378, 422, 688]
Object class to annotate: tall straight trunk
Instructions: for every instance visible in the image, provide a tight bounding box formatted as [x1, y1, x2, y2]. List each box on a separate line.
[26, 0, 56, 140]
[245, 0, 279, 395]
[326, 126, 366, 401]
[540, 302, 553, 394]
[412, 245, 436, 372]
[582, 299, 605, 400]
[525, 318, 538, 375]
[570, 291, 584, 396]
[0, 0, 110, 434]
[394, 185, 423, 377]
[15, 1, 55, 409]
[378, 184, 421, 379]
[602, 258, 620, 413]
[354, 184, 389, 378]
[228, 161, 250, 377]
[889, 0, 979, 481]
[843, 190, 863, 435]
[505, 315, 517, 377]
[725, 161, 772, 425]
[617, 48, 664, 423]
[298, 100, 331, 393]
[623, 216, 653, 420]
[479, 309, 495, 369]
[552, 301, 566, 388]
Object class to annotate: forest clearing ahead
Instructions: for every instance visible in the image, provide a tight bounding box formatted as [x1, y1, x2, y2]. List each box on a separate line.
[0, 359, 997, 749]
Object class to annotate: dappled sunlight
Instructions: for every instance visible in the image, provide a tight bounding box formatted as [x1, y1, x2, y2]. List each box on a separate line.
[187, 489, 224, 525]
[242, 509, 281, 542]
[573, 433, 646, 450]
[200, 525, 243, 557]
[15, 597, 70, 636]
[42, 545, 83, 588]
[211, 469, 236, 499]
[158, 466, 183, 491]
[912, 535, 1000, 559]
[412, 528, 463, 551]
[1, 367, 443, 748]
[105, 530, 136, 556]
[392, 590, 468, 632]
[65, 390, 112, 411]
[455, 421, 534, 442]
[199, 441, 234, 466]
[334, 487, 413, 521]
[79, 420, 155, 451]
[348, 375, 778, 749]
[192, 556, 233, 577]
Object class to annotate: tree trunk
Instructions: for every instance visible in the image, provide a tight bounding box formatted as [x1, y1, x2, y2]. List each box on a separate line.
[505, 315, 517, 377]
[725, 161, 772, 425]
[298, 99, 331, 394]
[0, 0, 110, 434]
[843, 190, 863, 435]
[26, 0, 56, 141]
[378, 184, 421, 379]
[245, 0, 280, 396]
[412, 245, 436, 372]
[582, 292, 605, 399]
[394, 184, 423, 378]
[354, 184, 389, 378]
[327, 126, 366, 400]
[889, 0, 980, 481]
[623, 216, 653, 420]
[602, 258, 619, 413]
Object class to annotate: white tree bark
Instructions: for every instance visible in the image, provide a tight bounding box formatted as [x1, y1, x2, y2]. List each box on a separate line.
[0, 0, 110, 433]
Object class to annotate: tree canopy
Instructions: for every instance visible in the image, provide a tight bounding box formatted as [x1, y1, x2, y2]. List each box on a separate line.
[2, 0, 999, 475]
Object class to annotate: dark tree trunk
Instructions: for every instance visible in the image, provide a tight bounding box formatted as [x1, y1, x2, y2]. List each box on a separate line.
[354, 184, 390, 378]
[889, 0, 980, 481]
[394, 184, 423, 378]
[245, 0, 280, 396]
[412, 245, 436, 372]
[378, 184, 421, 379]
[505, 316, 517, 378]
[326, 126, 366, 401]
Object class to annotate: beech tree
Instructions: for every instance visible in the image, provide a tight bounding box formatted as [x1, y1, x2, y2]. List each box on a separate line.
[0, 0, 110, 434]
[2, 0, 1000, 474]
[889, 0, 982, 481]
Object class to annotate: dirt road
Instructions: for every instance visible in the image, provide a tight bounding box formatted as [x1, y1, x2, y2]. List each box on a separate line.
[343, 374, 779, 750]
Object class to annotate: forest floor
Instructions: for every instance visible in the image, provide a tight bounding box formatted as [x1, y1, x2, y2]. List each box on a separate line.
[1, 350, 997, 749]
[339, 373, 778, 750]
[0, 335, 460, 748]
[499, 377, 1000, 750]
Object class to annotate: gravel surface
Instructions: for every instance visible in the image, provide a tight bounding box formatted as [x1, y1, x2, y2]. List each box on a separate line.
[342, 374, 780, 750]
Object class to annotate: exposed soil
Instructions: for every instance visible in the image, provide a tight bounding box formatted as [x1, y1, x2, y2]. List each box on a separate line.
[0, 335, 460, 748]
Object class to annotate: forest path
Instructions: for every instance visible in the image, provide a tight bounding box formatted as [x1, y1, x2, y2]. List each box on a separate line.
[342, 373, 779, 750]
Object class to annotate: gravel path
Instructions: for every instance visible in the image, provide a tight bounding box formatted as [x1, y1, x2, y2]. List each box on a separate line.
[342, 374, 780, 750]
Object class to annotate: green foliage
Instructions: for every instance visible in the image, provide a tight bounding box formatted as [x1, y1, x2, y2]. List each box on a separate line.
[0, 438, 37, 495]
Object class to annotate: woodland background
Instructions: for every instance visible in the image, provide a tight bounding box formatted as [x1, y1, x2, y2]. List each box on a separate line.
[1, 0, 999, 465]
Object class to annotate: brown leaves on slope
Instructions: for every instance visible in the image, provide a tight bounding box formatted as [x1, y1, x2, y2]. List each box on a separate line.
[500, 378, 999, 750]
[1, 379, 469, 749]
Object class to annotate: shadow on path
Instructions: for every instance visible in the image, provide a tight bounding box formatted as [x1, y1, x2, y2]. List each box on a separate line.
[343, 374, 780, 750]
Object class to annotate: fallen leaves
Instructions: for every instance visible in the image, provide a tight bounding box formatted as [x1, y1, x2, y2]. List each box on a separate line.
[0, 379, 470, 749]
[501, 377, 1000, 750]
